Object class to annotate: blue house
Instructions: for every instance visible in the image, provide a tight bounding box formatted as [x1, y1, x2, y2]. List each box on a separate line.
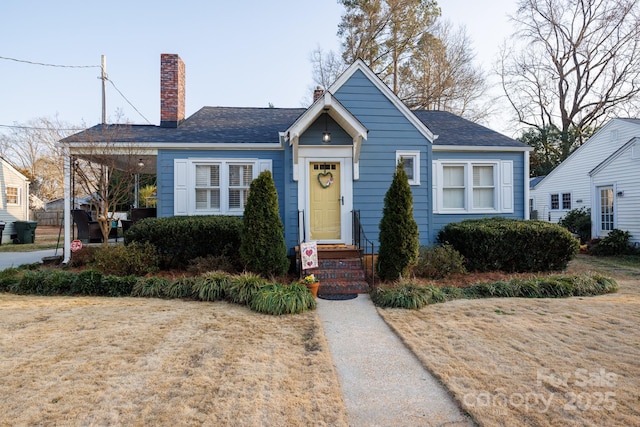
[62, 54, 531, 284]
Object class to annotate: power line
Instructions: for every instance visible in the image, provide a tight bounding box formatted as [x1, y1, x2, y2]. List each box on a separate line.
[106, 78, 153, 125]
[0, 55, 100, 69]
[0, 124, 84, 131]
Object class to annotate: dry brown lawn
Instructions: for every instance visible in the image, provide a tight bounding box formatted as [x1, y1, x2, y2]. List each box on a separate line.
[0, 296, 348, 426]
[378, 256, 640, 426]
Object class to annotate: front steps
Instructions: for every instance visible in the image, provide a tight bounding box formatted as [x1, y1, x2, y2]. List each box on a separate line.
[297, 245, 371, 294]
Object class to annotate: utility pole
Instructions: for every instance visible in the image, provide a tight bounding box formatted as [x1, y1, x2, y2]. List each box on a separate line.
[101, 55, 107, 124]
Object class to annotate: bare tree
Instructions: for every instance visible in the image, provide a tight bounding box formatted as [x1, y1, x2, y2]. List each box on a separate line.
[399, 21, 489, 120]
[500, 0, 640, 160]
[65, 124, 145, 244]
[0, 117, 75, 203]
[310, 46, 347, 92]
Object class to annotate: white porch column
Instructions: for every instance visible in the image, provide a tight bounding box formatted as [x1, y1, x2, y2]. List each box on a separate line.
[63, 149, 72, 264]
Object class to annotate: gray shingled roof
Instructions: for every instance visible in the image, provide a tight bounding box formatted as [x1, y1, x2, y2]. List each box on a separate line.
[62, 107, 306, 144]
[412, 110, 527, 147]
[63, 106, 525, 149]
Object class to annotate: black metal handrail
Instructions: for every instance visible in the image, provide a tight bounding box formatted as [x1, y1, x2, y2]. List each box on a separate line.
[297, 210, 305, 277]
[352, 210, 375, 288]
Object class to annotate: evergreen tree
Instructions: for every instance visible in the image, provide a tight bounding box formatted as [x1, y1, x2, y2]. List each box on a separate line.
[240, 170, 289, 277]
[377, 161, 419, 281]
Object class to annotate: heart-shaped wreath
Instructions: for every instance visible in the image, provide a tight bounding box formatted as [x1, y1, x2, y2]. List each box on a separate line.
[317, 171, 334, 188]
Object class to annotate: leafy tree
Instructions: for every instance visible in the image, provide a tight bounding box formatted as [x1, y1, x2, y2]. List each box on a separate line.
[518, 124, 594, 176]
[377, 161, 419, 281]
[500, 0, 640, 157]
[240, 170, 289, 277]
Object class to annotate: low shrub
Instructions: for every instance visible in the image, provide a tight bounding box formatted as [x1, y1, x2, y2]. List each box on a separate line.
[0, 267, 20, 292]
[590, 229, 633, 256]
[16, 270, 49, 295]
[193, 271, 231, 301]
[559, 207, 591, 243]
[92, 242, 159, 277]
[131, 276, 170, 298]
[70, 270, 104, 296]
[187, 255, 239, 275]
[250, 282, 316, 315]
[68, 246, 98, 268]
[227, 272, 269, 305]
[125, 216, 243, 269]
[438, 217, 579, 272]
[412, 245, 466, 279]
[42, 270, 75, 295]
[102, 275, 138, 297]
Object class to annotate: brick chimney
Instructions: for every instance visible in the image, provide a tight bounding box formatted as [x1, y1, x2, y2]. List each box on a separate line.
[160, 54, 185, 128]
[313, 86, 324, 102]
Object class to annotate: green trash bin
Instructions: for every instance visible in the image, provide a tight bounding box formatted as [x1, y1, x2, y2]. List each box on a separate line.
[13, 220, 38, 244]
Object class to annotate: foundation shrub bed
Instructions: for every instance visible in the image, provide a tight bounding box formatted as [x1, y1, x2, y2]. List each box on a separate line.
[125, 216, 243, 269]
[70, 270, 104, 295]
[412, 244, 466, 279]
[373, 273, 618, 309]
[0, 267, 20, 292]
[92, 242, 159, 276]
[589, 229, 634, 256]
[438, 217, 579, 272]
[101, 275, 138, 297]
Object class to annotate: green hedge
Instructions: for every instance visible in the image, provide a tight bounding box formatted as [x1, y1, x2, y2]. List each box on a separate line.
[438, 217, 579, 272]
[125, 216, 243, 268]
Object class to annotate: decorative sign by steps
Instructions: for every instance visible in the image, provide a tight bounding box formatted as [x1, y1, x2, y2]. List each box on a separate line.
[300, 241, 318, 270]
[70, 239, 83, 252]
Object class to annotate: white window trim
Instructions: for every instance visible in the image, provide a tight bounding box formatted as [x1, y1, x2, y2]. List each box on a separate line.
[549, 192, 572, 211]
[174, 158, 272, 216]
[6, 186, 20, 205]
[433, 160, 513, 214]
[396, 150, 420, 185]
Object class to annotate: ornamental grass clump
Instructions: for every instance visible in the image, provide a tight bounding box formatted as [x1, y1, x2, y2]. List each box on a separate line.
[131, 276, 170, 298]
[250, 282, 316, 315]
[166, 276, 197, 299]
[227, 272, 269, 305]
[193, 271, 231, 301]
[371, 283, 436, 309]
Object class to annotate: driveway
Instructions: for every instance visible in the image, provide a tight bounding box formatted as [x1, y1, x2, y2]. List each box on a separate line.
[0, 249, 59, 270]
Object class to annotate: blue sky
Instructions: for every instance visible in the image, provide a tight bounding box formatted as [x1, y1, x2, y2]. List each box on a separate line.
[0, 0, 517, 134]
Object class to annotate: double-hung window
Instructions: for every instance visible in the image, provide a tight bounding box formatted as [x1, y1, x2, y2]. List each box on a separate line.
[434, 160, 513, 214]
[550, 192, 571, 210]
[6, 186, 19, 205]
[175, 158, 270, 216]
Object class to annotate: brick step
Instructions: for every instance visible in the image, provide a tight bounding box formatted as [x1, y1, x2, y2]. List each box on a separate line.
[318, 279, 370, 294]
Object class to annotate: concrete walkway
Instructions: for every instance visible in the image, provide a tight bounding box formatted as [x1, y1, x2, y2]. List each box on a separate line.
[0, 249, 59, 271]
[317, 294, 474, 427]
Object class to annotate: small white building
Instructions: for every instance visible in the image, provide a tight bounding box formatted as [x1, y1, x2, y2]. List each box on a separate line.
[589, 137, 640, 245]
[0, 157, 30, 244]
[530, 119, 640, 229]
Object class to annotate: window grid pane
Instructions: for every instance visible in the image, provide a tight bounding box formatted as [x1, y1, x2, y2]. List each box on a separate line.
[562, 193, 571, 210]
[6, 187, 18, 204]
[551, 194, 559, 210]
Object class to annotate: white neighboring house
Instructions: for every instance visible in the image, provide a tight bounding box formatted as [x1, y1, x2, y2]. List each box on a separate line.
[588, 137, 640, 245]
[530, 118, 640, 227]
[0, 157, 30, 244]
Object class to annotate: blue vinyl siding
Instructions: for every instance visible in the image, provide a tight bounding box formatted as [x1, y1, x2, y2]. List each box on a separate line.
[431, 151, 526, 241]
[157, 149, 288, 232]
[334, 69, 433, 249]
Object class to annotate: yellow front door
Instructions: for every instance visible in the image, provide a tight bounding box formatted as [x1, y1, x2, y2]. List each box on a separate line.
[309, 162, 341, 240]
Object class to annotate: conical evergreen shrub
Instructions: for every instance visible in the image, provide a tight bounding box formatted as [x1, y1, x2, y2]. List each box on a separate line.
[377, 161, 419, 281]
[240, 170, 290, 277]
